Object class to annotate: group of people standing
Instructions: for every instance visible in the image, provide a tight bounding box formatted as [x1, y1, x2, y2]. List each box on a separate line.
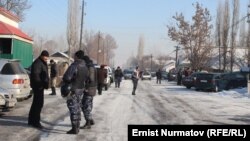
[27, 50, 144, 134]
[28, 50, 105, 134]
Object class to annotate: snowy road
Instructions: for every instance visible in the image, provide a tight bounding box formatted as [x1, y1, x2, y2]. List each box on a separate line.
[1, 79, 250, 141]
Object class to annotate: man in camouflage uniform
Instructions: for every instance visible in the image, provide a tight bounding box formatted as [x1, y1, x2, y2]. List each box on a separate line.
[81, 56, 97, 129]
[62, 50, 89, 134]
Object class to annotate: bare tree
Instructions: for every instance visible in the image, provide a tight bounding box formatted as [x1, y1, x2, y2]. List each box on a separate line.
[215, 2, 223, 71]
[230, 0, 239, 72]
[167, 2, 213, 70]
[239, 15, 247, 48]
[0, 0, 31, 20]
[137, 35, 144, 68]
[43, 40, 58, 54]
[83, 31, 118, 66]
[221, 0, 230, 71]
[104, 34, 118, 66]
[67, 0, 80, 60]
[157, 55, 172, 69]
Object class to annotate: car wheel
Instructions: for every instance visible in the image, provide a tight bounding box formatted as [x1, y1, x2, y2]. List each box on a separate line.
[186, 86, 191, 89]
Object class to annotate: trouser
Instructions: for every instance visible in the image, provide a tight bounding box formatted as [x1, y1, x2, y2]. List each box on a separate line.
[67, 89, 84, 124]
[81, 93, 93, 121]
[115, 77, 121, 87]
[50, 77, 57, 94]
[132, 79, 138, 94]
[97, 83, 103, 94]
[157, 78, 161, 84]
[28, 88, 44, 125]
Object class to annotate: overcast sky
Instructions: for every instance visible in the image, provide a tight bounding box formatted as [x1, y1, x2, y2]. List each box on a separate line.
[21, 0, 249, 67]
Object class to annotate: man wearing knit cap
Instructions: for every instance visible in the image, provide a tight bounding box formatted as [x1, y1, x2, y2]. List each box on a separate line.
[28, 50, 49, 129]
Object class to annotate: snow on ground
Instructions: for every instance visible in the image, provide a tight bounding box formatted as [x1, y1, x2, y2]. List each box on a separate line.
[38, 79, 250, 141]
[1, 78, 250, 141]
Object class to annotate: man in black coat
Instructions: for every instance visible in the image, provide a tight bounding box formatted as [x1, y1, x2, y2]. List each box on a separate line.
[49, 59, 57, 95]
[156, 69, 162, 84]
[28, 50, 49, 129]
[114, 66, 123, 88]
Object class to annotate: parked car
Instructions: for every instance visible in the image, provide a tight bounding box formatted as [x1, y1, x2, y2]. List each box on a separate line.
[141, 71, 152, 80]
[0, 87, 17, 110]
[218, 71, 247, 90]
[0, 59, 31, 100]
[182, 72, 202, 89]
[195, 73, 221, 92]
[161, 71, 168, 80]
[168, 72, 177, 81]
[123, 69, 133, 80]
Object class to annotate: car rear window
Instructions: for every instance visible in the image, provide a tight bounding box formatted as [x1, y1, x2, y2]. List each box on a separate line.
[197, 74, 214, 79]
[0, 62, 27, 74]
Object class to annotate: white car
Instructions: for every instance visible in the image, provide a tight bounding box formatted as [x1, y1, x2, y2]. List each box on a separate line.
[0, 87, 17, 110]
[0, 59, 31, 100]
[141, 71, 152, 80]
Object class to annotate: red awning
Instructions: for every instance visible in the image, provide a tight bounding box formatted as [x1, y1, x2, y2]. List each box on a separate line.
[0, 21, 33, 41]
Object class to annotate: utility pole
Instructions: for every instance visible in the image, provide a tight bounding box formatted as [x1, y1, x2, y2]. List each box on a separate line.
[97, 31, 101, 65]
[175, 46, 180, 68]
[103, 39, 105, 64]
[248, 3, 250, 66]
[79, 0, 85, 50]
[247, 1, 250, 95]
[150, 54, 153, 72]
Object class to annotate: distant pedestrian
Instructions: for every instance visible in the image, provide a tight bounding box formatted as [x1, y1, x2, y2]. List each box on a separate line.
[177, 68, 182, 85]
[81, 56, 97, 129]
[156, 69, 162, 84]
[49, 59, 57, 95]
[62, 50, 89, 134]
[132, 66, 140, 95]
[114, 66, 123, 88]
[97, 65, 107, 95]
[28, 50, 49, 129]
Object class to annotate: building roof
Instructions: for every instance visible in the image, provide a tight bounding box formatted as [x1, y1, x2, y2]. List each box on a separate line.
[0, 7, 20, 22]
[0, 21, 33, 41]
[51, 52, 74, 62]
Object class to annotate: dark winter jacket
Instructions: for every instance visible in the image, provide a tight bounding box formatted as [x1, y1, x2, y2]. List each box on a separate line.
[85, 62, 97, 96]
[97, 68, 107, 84]
[30, 57, 49, 89]
[114, 69, 123, 78]
[63, 59, 89, 91]
[50, 63, 57, 78]
[156, 71, 162, 79]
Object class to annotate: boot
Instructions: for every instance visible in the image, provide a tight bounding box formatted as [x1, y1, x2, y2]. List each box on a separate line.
[90, 119, 95, 125]
[80, 120, 91, 129]
[132, 90, 136, 95]
[49, 87, 56, 95]
[67, 121, 79, 134]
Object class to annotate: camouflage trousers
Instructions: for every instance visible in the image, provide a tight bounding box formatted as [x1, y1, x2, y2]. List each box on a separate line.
[81, 92, 93, 121]
[67, 89, 84, 122]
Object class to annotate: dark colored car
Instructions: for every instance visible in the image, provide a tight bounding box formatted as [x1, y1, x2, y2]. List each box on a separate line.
[182, 72, 201, 89]
[161, 71, 168, 80]
[218, 71, 247, 90]
[168, 72, 176, 81]
[195, 73, 221, 92]
[123, 69, 133, 80]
